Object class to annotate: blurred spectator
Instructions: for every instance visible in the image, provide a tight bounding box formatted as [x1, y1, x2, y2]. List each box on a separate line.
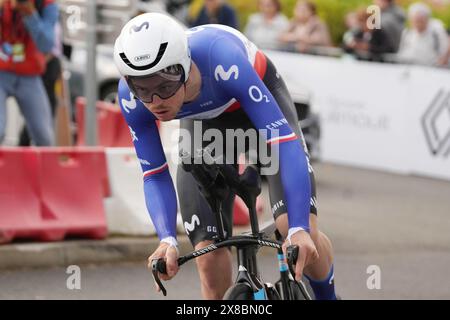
[397, 3, 449, 66]
[344, 9, 394, 61]
[373, 0, 406, 52]
[136, 0, 166, 14]
[342, 11, 360, 50]
[167, 0, 192, 25]
[0, 0, 57, 146]
[441, 30, 450, 67]
[19, 21, 63, 146]
[189, 0, 238, 30]
[279, 0, 331, 53]
[244, 0, 289, 50]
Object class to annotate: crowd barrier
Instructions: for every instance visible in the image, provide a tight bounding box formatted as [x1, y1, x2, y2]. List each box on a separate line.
[76, 97, 133, 147]
[0, 147, 108, 243]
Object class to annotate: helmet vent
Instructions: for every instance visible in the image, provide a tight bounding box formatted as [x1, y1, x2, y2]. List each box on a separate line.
[119, 42, 169, 71]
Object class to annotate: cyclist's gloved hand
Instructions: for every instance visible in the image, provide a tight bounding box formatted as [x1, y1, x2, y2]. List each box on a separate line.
[147, 237, 179, 292]
[282, 229, 319, 282]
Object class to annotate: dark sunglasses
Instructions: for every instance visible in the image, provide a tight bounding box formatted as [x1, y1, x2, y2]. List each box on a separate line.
[126, 65, 185, 103]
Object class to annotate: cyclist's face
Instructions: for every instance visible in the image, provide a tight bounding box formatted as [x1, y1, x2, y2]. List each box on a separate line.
[143, 85, 185, 121]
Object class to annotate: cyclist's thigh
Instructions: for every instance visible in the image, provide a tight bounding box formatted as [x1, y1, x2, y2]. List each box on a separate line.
[177, 118, 235, 247]
[261, 57, 318, 218]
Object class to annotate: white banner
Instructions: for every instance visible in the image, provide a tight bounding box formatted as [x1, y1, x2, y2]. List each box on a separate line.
[265, 50, 450, 180]
[407, 67, 450, 180]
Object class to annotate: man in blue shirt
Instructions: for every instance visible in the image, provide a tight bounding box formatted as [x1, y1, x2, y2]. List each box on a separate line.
[114, 13, 337, 300]
[189, 0, 239, 30]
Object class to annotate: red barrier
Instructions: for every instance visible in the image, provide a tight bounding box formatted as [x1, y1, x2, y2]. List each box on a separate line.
[76, 97, 133, 147]
[232, 196, 265, 226]
[0, 149, 40, 243]
[0, 147, 108, 244]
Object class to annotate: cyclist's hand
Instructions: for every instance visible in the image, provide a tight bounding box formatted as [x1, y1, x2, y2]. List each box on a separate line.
[283, 230, 319, 282]
[147, 242, 179, 292]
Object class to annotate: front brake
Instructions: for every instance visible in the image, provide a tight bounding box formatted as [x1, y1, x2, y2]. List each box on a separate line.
[286, 245, 299, 280]
[151, 258, 168, 296]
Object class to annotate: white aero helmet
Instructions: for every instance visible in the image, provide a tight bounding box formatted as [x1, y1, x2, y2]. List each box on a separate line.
[114, 12, 191, 81]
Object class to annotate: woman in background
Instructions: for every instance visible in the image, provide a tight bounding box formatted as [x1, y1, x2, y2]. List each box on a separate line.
[244, 0, 289, 50]
[279, 0, 331, 53]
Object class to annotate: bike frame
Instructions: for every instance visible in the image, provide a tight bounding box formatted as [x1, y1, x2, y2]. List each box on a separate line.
[152, 153, 311, 300]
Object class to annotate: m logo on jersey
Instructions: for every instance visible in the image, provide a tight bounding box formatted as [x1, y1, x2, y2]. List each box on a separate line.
[184, 215, 200, 235]
[121, 92, 137, 114]
[214, 65, 239, 82]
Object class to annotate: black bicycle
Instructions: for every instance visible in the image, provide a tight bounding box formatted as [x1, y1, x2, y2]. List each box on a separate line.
[151, 149, 313, 300]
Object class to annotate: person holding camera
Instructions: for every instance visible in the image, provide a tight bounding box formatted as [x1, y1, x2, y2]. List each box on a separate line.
[0, 0, 58, 146]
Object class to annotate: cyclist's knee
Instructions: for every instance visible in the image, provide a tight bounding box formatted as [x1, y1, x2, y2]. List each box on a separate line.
[194, 240, 232, 298]
[194, 240, 231, 272]
[309, 215, 320, 244]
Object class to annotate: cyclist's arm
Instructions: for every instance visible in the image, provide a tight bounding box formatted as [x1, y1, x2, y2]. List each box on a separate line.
[118, 78, 178, 244]
[210, 41, 312, 232]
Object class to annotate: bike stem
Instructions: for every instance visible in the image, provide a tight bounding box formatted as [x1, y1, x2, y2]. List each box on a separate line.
[212, 198, 227, 241]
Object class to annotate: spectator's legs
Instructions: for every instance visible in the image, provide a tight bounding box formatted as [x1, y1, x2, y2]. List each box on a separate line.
[18, 124, 31, 146]
[18, 57, 61, 146]
[15, 76, 55, 146]
[0, 86, 8, 144]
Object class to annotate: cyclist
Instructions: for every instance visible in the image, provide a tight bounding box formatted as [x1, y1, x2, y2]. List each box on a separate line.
[114, 12, 337, 300]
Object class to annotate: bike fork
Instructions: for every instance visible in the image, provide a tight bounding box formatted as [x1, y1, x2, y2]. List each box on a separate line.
[236, 246, 266, 299]
[274, 230, 295, 300]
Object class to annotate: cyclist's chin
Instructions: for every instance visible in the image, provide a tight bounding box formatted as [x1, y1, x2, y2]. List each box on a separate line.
[154, 111, 177, 121]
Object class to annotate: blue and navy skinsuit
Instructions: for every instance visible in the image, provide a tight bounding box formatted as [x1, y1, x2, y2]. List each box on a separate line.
[118, 25, 317, 246]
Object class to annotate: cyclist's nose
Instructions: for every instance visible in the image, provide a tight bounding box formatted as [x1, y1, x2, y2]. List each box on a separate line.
[151, 95, 163, 106]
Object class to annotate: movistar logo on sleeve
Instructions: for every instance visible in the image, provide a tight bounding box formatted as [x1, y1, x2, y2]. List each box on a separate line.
[214, 65, 239, 82]
[121, 92, 137, 113]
